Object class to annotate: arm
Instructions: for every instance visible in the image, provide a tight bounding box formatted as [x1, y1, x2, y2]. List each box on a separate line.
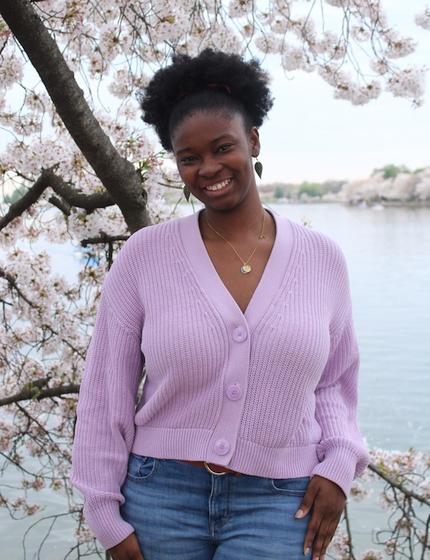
[311, 250, 369, 497]
[297, 246, 369, 560]
[70, 238, 145, 550]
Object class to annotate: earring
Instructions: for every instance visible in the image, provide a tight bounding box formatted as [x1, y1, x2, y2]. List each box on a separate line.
[183, 184, 191, 202]
[254, 157, 263, 179]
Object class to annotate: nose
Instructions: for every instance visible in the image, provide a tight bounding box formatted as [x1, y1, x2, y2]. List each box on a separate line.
[197, 155, 223, 178]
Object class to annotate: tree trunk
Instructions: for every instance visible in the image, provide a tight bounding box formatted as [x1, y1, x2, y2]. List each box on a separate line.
[0, 0, 151, 233]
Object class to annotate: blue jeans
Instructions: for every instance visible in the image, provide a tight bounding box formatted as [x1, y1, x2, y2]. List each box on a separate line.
[119, 453, 312, 559]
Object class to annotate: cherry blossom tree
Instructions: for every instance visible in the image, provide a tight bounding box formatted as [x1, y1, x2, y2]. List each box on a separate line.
[0, 1, 429, 558]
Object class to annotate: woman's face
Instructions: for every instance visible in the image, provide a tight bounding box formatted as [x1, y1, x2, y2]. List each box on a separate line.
[171, 110, 260, 210]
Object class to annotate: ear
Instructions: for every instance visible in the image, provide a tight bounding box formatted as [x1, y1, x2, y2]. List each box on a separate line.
[249, 126, 260, 157]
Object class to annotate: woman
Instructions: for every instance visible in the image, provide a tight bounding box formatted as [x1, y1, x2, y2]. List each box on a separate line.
[70, 49, 369, 560]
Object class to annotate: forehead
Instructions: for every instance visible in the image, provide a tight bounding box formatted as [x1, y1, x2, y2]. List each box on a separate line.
[171, 110, 246, 153]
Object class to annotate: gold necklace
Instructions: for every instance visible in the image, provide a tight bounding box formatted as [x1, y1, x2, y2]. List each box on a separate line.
[204, 210, 266, 274]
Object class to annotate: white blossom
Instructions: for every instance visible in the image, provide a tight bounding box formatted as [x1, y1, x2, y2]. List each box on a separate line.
[228, 0, 253, 19]
[415, 7, 430, 30]
[0, 52, 24, 89]
[360, 550, 384, 560]
[281, 45, 314, 72]
[384, 33, 417, 59]
[386, 66, 426, 105]
[351, 25, 371, 42]
[370, 58, 390, 76]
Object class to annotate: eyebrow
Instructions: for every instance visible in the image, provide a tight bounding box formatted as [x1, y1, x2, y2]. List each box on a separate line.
[175, 134, 235, 155]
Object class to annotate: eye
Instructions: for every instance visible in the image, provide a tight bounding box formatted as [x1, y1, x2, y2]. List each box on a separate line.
[217, 143, 233, 153]
[180, 155, 196, 165]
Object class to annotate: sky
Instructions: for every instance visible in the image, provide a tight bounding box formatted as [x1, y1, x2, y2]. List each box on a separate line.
[257, 2, 430, 183]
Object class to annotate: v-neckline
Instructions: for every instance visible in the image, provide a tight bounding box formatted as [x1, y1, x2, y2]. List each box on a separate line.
[178, 206, 296, 331]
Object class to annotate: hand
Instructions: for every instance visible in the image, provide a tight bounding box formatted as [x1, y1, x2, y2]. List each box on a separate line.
[107, 532, 144, 560]
[295, 474, 346, 560]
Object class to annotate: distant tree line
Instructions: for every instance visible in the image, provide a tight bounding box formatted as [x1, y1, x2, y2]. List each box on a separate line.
[259, 164, 430, 204]
[258, 179, 346, 202]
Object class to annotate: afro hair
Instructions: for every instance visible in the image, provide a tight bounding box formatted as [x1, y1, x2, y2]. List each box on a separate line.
[139, 48, 274, 152]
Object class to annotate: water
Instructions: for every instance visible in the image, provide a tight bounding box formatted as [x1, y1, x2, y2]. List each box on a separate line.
[265, 202, 430, 452]
[1, 202, 429, 558]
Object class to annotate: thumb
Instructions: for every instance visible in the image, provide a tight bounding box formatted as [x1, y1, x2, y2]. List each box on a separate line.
[295, 480, 318, 519]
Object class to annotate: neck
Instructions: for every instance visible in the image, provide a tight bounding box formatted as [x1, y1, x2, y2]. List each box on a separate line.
[199, 194, 267, 244]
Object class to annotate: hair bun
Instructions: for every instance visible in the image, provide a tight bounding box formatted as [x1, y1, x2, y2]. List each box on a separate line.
[139, 48, 274, 151]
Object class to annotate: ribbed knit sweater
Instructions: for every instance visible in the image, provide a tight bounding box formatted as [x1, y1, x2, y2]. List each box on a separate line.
[70, 206, 369, 550]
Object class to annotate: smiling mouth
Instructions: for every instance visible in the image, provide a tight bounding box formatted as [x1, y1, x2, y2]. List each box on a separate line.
[204, 178, 233, 191]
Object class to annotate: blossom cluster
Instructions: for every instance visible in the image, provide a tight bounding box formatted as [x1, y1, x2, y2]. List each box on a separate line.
[415, 8, 430, 30]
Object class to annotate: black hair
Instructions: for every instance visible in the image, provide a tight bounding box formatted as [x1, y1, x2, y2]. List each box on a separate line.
[138, 48, 274, 152]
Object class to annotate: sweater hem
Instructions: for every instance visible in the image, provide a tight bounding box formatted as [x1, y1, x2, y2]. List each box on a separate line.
[132, 427, 321, 479]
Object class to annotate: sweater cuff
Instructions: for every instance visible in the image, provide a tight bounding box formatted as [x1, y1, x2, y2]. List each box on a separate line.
[83, 498, 135, 550]
[311, 446, 360, 499]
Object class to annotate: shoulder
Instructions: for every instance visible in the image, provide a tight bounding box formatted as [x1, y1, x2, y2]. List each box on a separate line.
[123, 213, 187, 252]
[124, 217, 176, 248]
[102, 215, 185, 292]
[288, 218, 347, 274]
[109, 215, 183, 268]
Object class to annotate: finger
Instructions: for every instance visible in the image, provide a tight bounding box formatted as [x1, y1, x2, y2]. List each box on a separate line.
[319, 519, 341, 559]
[319, 532, 333, 560]
[303, 510, 322, 557]
[295, 480, 319, 519]
[312, 519, 337, 560]
[311, 520, 328, 560]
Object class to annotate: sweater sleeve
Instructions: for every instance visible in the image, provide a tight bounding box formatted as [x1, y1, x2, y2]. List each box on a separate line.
[70, 238, 145, 550]
[311, 247, 369, 498]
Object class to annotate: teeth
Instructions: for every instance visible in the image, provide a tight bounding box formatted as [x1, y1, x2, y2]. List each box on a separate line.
[206, 178, 231, 191]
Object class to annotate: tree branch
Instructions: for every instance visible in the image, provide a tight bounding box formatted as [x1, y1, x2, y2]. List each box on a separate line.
[46, 194, 71, 216]
[47, 172, 115, 210]
[343, 502, 357, 560]
[0, 0, 151, 234]
[0, 170, 48, 230]
[0, 382, 79, 406]
[0, 168, 116, 231]
[368, 463, 430, 506]
[81, 234, 130, 247]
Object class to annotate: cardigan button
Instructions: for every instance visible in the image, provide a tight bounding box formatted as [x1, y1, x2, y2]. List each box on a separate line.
[214, 438, 230, 455]
[232, 326, 247, 342]
[226, 383, 242, 400]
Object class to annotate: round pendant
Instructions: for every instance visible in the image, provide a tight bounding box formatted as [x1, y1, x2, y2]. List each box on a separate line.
[240, 264, 252, 274]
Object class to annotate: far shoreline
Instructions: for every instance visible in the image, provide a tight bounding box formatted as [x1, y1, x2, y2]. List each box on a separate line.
[260, 196, 430, 208]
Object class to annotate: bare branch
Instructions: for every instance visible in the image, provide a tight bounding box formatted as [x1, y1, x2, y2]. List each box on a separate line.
[0, 382, 79, 407]
[47, 173, 115, 210]
[343, 501, 357, 560]
[80, 234, 130, 247]
[46, 194, 71, 216]
[368, 463, 430, 507]
[0, 170, 48, 230]
[0, 168, 116, 231]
